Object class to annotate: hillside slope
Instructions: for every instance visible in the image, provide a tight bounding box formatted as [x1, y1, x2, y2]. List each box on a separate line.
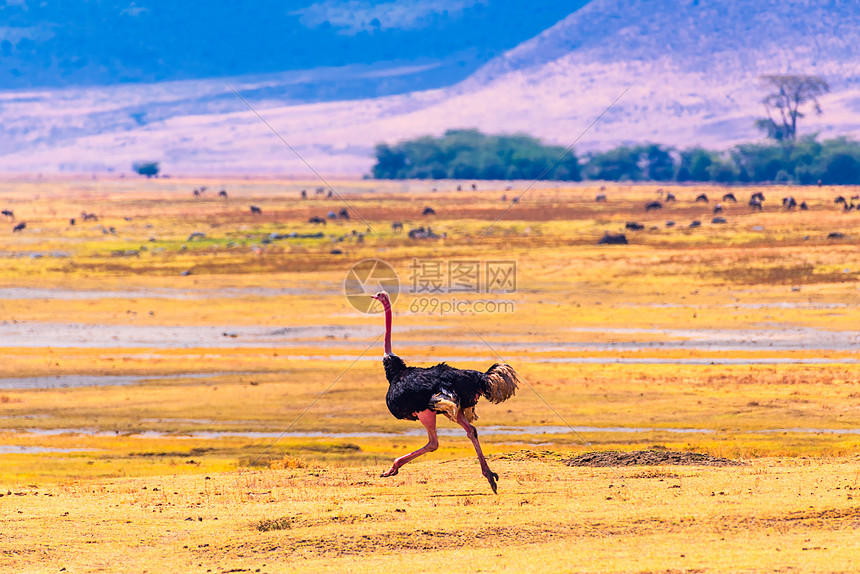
[1, 0, 859, 175]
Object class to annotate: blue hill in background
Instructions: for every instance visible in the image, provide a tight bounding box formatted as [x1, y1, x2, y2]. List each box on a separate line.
[0, 0, 588, 100]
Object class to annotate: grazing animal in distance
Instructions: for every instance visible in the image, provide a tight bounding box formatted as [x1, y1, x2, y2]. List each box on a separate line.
[327, 211, 337, 219]
[301, 189, 307, 199]
[422, 207, 436, 216]
[800, 201, 809, 211]
[408, 226, 440, 239]
[219, 190, 228, 198]
[689, 220, 702, 228]
[722, 193, 737, 203]
[645, 201, 662, 212]
[665, 192, 676, 202]
[751, 191, 765, 202]
[749, 198, 763, 211]
[371, 291, 520, 493]
[834, 196, 847, 206]
[391, 221, 403, 232]
[338, 208, 350, 219]
[315, 187, 325, 196]
[12, 222, 26, 232]
[595, 194, 607, 202]
[695, 193, 709, 203]
[471, 183, 477, 190]
[250, 205, 262, 214]
[1, 209, 14, 221]
[783, 196, 797, 210]
[81, 212, 98, 222]
[598, 233, 628, 245]
[625, 221, 645, 230]
[308, 216, 326, 225]
[713, 203, 723, 214]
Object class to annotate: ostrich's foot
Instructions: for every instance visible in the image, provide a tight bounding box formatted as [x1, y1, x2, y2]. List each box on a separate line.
[380, 466, 399, 478]
[483, 469, 499, 494]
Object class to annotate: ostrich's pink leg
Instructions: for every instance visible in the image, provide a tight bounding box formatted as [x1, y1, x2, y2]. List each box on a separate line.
[455, 410, 499, 493]
[381, 409, 438, 477]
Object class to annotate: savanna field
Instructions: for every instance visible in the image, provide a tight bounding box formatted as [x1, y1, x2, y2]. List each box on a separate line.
[1, 178, 859, 573]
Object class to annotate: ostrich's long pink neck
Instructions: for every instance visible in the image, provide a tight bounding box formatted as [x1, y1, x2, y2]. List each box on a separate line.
[381, 299, 393, 355]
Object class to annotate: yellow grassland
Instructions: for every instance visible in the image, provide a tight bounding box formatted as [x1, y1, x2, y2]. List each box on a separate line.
[0, 178, 859, 572]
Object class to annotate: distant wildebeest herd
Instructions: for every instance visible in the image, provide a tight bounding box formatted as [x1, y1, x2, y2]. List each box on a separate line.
[597, 189, 857, 246]
[3, 185, 856, 254]
[0, 185, 452, 260]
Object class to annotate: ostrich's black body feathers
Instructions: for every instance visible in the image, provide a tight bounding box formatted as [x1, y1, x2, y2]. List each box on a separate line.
[383, 354, 508, 421]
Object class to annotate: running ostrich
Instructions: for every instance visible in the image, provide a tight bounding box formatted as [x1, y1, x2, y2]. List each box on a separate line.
[370, 290, 520, 493]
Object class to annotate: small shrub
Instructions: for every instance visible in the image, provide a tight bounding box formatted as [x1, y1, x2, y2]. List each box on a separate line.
[255, 517, 292, 532]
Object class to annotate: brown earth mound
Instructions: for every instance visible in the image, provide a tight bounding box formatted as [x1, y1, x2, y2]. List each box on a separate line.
[564, 450, 745, 468]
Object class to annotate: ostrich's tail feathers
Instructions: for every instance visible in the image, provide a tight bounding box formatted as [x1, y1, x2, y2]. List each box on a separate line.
[482, 363, 520, 404]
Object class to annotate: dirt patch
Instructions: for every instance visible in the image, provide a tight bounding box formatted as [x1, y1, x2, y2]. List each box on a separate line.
[491, 449, 565, 463]
[771, 507, 860, 524]
[221, 524, 600, 559]
[564, 450, 745, 468]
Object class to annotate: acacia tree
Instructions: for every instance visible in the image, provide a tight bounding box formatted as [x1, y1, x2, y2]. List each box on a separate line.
[756, 75, 830, 142]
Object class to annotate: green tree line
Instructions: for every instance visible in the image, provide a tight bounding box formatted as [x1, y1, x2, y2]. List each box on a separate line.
[372, 129, 581, 181]
[372, 130, 860, 185]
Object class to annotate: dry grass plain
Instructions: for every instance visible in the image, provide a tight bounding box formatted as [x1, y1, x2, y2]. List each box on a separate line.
[1, 178, 859, 573]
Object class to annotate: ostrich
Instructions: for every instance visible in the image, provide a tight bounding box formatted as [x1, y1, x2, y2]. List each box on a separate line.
[370, 291, 520, 493]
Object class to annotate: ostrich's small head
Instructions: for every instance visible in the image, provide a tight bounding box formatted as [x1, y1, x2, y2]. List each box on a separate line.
[370, 290, 390, 304]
